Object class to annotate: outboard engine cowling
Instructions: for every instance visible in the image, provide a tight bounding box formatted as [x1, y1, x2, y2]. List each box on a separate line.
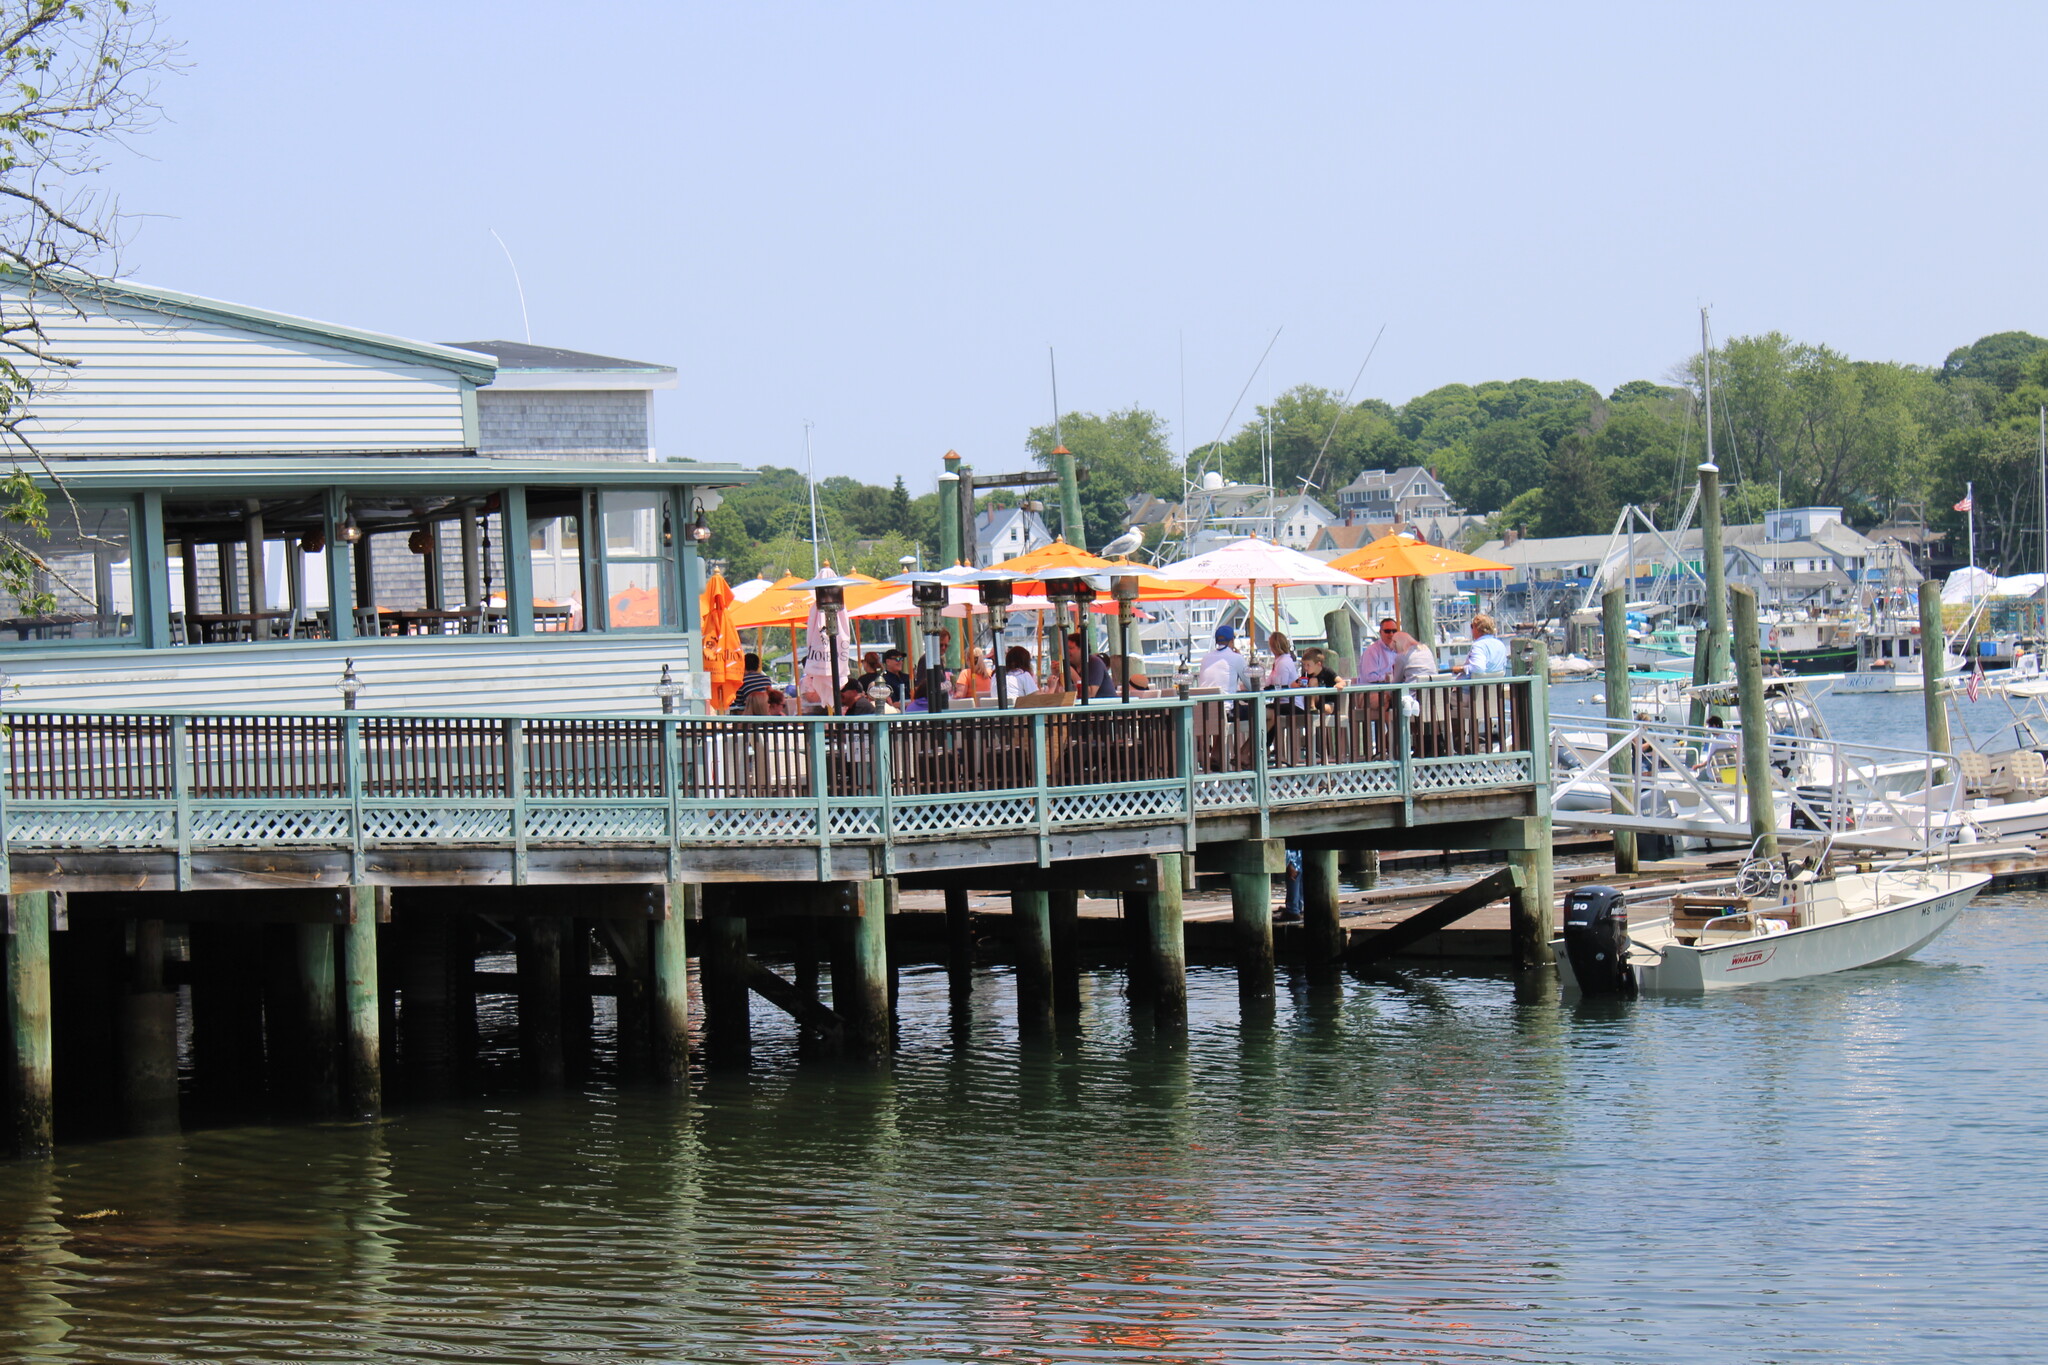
[1563, 885, 1636, 997]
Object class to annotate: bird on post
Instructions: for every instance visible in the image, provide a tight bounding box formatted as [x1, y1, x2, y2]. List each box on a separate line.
[1099, 525, 1144, 560]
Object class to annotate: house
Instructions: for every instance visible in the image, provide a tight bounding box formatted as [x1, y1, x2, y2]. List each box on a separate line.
[975, 504, 1053, 566]
[1333, 466, 1461, 526]
[0, 276, 752, 713]
[450, 340, 678, 462]
[1176, 479, 1334, 552]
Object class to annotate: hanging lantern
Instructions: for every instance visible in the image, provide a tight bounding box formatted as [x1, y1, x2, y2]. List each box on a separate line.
[408, 529, 432, 555]
[300, 528, 326, 555]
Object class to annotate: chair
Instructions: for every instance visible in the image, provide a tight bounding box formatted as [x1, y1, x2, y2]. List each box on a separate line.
[1955, 750, 2007, 797]
[2008, 749, 2048, 798]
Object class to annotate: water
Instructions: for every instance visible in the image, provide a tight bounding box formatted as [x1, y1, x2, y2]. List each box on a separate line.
[5, 894, 2047, 1363]
[1551, 678, 1959, 753]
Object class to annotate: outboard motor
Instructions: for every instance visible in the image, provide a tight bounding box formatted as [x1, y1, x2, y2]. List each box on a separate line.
[1563, 885, 1636, 997]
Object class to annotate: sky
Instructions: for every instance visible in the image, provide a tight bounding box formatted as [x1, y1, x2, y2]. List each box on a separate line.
[102, 2, 2048, 490]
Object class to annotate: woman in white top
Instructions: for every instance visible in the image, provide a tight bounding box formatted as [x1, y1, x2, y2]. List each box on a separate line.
[1002, 645, 1039, 699]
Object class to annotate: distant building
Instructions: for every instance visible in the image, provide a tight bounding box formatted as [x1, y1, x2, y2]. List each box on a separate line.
[1333, 466, 1461, 528]
[975, 505, 1054, 566]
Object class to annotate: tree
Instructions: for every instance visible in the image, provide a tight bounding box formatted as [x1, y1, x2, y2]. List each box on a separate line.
[1536, 431, 1611, 536]
[1942, 332, 2048, 394]
[0, 1, 177, 611]
[1024, 406, 1179, 549]
[888, 475, 912, 534]
[705, 503, 757, 581]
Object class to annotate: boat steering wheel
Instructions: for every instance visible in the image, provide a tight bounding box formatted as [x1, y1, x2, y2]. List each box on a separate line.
[1736, 856, 1788, 900]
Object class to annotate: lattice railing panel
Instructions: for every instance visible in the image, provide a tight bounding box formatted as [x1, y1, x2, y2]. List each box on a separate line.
[1049, 786, 1184, 826]
[891, 796, 1036, 836]
[1268, 765, 1402, 805]
[8, 804, 175, 847]
[829, 805, 882, 836]
[677, 805, 819, 842]
[525, 804, 671, 841]
[361, 805, 514, 842]
[1414, 756, 1532, 791]
[190, 805, 352, 844]
[1195, 776, 1255, 810]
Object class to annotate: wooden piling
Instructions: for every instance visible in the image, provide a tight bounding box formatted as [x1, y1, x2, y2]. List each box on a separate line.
[1732, 586, 1779, 859]
[189, 921, 265, 1114]
[652, 883, 691, 1082]
[943, 887, 973, 1000]
[701, 907, 750, 1069]
[1302, 848, 1344, 964]
[343, 887, 381, 1120]
[561, 918, 593, 1082]
[1145, 854, 1186, 1026]
[120, 918, 179, 1137]
[1509, 638, 1557, 968]
[298, 922, 341, 1119]
[1920, 581, 1952, 754]
[1229, 869, 1275, 999]
[845, 880, 892, 1058]
[8, 893, 54, 1158]
[1048, 889, 1080, 1013]
[1602, 586, 1639, 874]
[1011, 889, 1054, 1034]
[517, 916, 566, 1088]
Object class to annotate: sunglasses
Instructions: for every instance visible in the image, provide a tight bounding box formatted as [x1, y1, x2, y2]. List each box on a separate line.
[1380, 627, 1398, 635]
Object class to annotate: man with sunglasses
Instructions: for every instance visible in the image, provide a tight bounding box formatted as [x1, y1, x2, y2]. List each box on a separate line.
[1358, 618, 1409, 684]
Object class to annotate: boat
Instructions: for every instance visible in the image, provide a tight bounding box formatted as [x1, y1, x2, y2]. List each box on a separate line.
[1759, 611, 1859, 674]
[1557, 838, 1989, 995]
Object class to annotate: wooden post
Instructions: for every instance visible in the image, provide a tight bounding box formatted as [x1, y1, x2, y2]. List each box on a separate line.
[561, 918, 592, 1083]
[400, 913, 452, 1099]
[343, 887, 381, 1120]
[943, 886, 973, 1000]
[1302, 848, 1343, 964]
[1731, 586, 1780, 860]
[1508, 639, 1557, 968]
[1602, 586, 1639, 874]
[8, 893, 53, 1157]
[652, 883, 691, 1082]
[1229, 866, 1275, 999]
[1048, 889, 1080, 1014]
[1920, 581, 1952, 754]
[1147, 854, 1186, 1026]
[120, 919, 180, 1137]
[517, 916, 565, 1089]
[701, 905, 750, 1069]
[189, 921, 265, 1114]
[845, 880, 892, 1058]
[1402, 576, 1436, 664]
[1012, 889, 1053, 1035]
[1698, 459, 1731, 688]
[1323, 607, 1357, 674]
[298, 922, 341, 1118]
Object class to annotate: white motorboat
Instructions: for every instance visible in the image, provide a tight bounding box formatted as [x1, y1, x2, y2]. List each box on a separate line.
[1557, 842, 1988, 996]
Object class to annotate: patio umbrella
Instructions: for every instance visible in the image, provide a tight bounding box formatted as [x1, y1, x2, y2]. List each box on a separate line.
[609, 583, 662, 628]
[1326, 532, 1511, 581]
[1157, 536, 1366, 661]
[698, 573, 746, 712]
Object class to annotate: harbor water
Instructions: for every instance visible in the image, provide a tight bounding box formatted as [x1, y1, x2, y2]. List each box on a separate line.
[5, 683, 2043, 1363]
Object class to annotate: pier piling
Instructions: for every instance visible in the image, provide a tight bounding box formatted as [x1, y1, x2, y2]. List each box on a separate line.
[843, 880, 892, 1059]
[701, 905, 750, 1069]
[943, 887, 973, 1000]
[517, 916, 566, 1089]
[120, 918, 179, 1137]
[1302, 848, 1344, 965]
[8, 893, 54, 1157]
[1048, 889, 1080, 1013]
[1228, 866, 1276, 1001]
[652, 884, 691, 1082]
[1602, 587, 1639, 874]
[1011, 889, 1053, 1035]
[1137, 855, 1187, 1026]
[298, 922, 341, 1118]
[343, 887, 381, 1120]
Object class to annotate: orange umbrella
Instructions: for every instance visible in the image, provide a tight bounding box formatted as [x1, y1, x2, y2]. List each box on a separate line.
[991, 537, 1119, 574]
[1327, 532, 1510, 581]
[729, 570, 894, 629]
[609, 583, 662, 628]
[698, 573, 746, 711]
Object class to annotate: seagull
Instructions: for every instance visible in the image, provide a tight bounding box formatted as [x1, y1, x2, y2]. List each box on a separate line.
[1099, 525, 1144, 559]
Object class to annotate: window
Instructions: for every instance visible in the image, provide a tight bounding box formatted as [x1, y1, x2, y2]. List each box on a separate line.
[525, 489, 586, 632]
[599, 490, 677, 630]
[0, 500, 133, 643]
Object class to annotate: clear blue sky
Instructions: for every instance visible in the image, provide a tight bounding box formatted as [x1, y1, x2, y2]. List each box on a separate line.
[111, 2, 2048, 488]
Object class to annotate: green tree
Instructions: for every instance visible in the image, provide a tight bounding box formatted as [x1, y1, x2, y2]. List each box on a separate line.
[888, 476, 912, 533]
[705, 503, 757, 580]
[1536, 431, 1611, 536]
[1942, 332, 2048, 393]
[1025, 406, 1179, 549]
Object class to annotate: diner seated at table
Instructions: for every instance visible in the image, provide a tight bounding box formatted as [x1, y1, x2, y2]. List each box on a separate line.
[1003, 646, 1037, 698]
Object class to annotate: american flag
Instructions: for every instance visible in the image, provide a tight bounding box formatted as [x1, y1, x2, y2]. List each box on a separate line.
[1955, 495, 1974, 513]
[1968, 665, 1983, 703]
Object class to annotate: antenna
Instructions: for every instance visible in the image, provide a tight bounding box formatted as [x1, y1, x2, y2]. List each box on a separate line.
[489, 229, 533, 345]
[804, 421, 821, 575]
[1048, 347, 1063, 448]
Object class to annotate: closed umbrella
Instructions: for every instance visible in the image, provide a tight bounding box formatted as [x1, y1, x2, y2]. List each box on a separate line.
[698, 573, 746, 712]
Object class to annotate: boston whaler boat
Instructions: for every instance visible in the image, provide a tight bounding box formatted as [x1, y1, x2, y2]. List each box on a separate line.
[1557, 837, 1989, 996]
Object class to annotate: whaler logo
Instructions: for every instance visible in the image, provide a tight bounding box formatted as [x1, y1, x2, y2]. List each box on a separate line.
[1727, 946, 1775, 971]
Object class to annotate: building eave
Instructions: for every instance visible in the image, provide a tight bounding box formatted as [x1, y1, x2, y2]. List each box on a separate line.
[30, 454, 758, 496]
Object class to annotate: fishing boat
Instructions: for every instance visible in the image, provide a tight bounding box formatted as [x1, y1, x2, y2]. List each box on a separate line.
[1759, 612, 1859, 674]
[1557, 839, 1988, 995]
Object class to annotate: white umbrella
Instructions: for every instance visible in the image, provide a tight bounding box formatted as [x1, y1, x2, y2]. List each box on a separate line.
[1157, 536, 1365, 659]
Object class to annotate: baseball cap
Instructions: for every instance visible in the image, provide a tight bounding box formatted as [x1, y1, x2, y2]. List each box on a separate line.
[1215, 624, 1235, 643]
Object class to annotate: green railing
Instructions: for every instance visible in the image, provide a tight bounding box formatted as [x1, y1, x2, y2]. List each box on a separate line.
[0, 677, 1544, 889]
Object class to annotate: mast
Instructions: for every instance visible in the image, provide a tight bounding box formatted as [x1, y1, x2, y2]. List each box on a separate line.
[1697, 308, 1730, 688]
[805, 421, 821, 575]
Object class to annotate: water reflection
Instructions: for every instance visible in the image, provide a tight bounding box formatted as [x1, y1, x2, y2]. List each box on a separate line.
[3, 901, 2045, 1362]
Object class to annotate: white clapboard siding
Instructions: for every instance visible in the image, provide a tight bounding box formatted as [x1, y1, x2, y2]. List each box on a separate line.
[12, 291, 472, 454]
[0, 637, 703, 717]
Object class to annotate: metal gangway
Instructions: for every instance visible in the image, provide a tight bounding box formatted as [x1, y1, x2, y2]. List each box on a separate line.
[1550, 714, 1963, 852]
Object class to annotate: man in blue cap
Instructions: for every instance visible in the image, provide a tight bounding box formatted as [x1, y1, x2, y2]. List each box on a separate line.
[1197, 623, 1249, 691]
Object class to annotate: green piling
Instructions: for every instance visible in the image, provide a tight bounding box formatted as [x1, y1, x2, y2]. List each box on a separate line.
[1011, 889, 1053, 1035]
[653, 884, 691, 1082]
[7, 892, 53, 1158]
[343, 887, 382, 1120]
[1302, 848, 1344, 964]
[1732, 586, 1779, 860]
[1602, 587, 1639, 874]
[1229, 866, 1275, 1000]
[1921, 582, 1952, 755]
[298, 922, 341, 1118]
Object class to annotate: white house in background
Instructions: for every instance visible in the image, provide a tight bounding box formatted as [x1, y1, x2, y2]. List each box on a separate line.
[975, 505, 1053, 566]
[0, 276, 752, 713]
[1334, 467, 1463, 530]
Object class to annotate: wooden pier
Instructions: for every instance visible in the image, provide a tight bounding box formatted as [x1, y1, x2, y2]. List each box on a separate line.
[1, 675, 1556, 1157]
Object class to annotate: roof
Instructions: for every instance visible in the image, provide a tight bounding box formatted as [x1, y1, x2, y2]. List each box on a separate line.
[30, 454, 757, 495]
[449, 340, 678, 392]
[50, 275, 498, 385]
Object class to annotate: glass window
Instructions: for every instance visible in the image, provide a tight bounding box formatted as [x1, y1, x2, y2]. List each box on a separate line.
[0, 500, 133, 643]
[599, 490, 676, 630]
[526, 489, 587, 632]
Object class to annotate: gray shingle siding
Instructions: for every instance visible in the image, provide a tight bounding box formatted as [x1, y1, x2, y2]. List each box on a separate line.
[478, 390, 650, 460]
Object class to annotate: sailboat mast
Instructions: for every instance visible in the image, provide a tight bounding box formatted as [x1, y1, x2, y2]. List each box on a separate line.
[805, 421, 821, 575]
[1696, 308, 1730, 688]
